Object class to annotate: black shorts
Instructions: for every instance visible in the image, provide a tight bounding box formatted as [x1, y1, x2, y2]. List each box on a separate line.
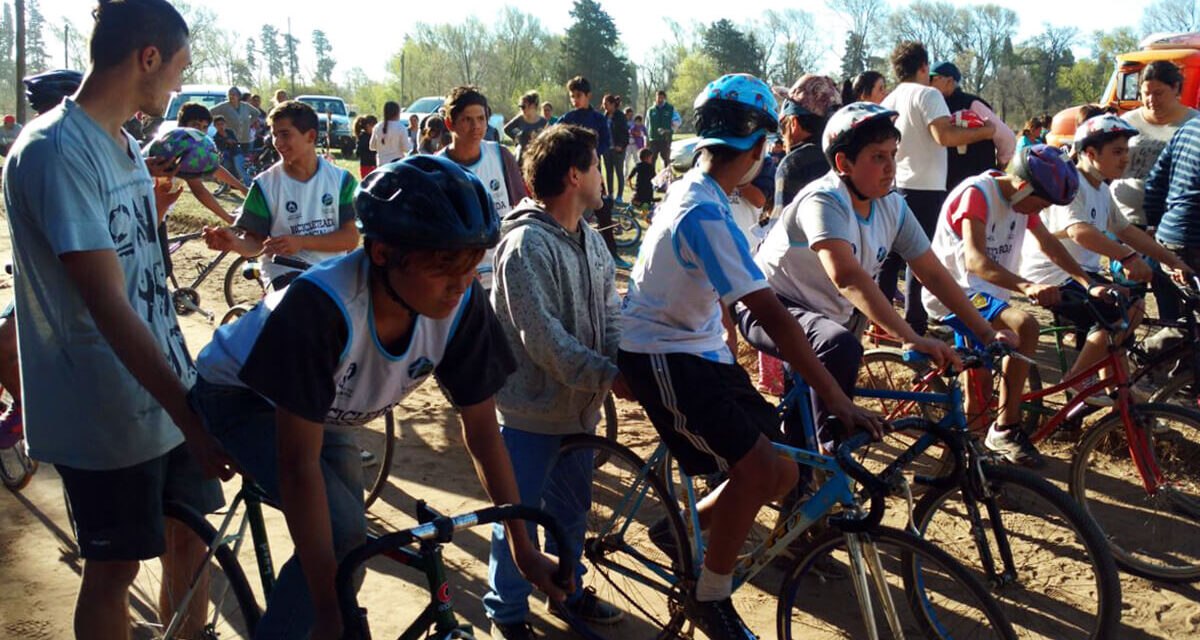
[1051, 274, 1127, 334]
[618, 350, 779, 476]
[57, 444, 224, 561]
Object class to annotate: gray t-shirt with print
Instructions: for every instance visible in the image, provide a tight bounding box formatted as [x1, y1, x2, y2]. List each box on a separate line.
[3, 99, 195, 470]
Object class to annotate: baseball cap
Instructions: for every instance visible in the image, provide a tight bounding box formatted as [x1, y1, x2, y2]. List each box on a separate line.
[930, 62, 961, 83]
[3, 115, 14, 124]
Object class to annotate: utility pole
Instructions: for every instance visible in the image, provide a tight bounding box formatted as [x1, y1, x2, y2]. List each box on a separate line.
[15, 0, 25, 123]
[62, 22, 67, 68]
[287, 17, 295, 95]
[400, 50, 405, 105]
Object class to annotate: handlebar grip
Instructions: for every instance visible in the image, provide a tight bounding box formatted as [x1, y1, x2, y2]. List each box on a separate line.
[829, 431, 889, 533]
[270, 255, 312, 271]
[901, 350, 928, 363]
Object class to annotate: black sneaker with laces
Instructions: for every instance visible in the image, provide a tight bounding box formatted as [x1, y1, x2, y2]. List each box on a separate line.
[683, 594, 757, 639]
[490, 619, 538, 640]
[984, 423, 1046, 469]
[547, 586, 624, 625]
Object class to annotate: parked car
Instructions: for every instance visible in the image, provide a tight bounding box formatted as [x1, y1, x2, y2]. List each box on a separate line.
[400, 96, 444, 127]
[295, 94, 356, 157]
[143, 84, 238, 141]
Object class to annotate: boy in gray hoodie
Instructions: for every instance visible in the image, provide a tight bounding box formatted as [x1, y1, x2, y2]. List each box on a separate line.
[483, 124, 629, 638]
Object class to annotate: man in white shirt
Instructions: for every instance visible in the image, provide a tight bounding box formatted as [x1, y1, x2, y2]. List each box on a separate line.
[878, 41, 995, 337]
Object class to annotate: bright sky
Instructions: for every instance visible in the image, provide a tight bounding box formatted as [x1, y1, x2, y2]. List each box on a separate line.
[37, 0, 1144, 83]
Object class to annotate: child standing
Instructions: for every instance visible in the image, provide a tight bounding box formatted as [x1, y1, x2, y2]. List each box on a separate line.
[628, 147, 656, 209]
[354, 114, 378, 178]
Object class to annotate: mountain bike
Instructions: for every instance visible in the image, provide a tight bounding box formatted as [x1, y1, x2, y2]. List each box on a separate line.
[165, 231, 264, 322]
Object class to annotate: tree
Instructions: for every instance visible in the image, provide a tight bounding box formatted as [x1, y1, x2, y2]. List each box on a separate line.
[751, 9, 823, 86]
[1059, 27, 1140, 105]
[828, 0, 888, 77]
[668, 51, 719, 131]
[490, 8, 552, 108]
[283, 31, 300, 88]
[53, 19, 87, 70]
[312, 29, 335, 85]
[0, 3, 14, 114]
[245, 36, 257, 75]
[1023, 26, 1078, 112]
[24, 0, 45, 73]
[414, 18, 492, 88]
[886, 1, 963, 64]
[1143, 0, 1200, 34]
[636, 19, 688, 112]
[958, 4, 1018, 93]
[558, 0, 633, 100]
[701, 19, 762, 76]
[15, 0, 23, 122]
[260, 25, 283, 79]
[841, 32, 870, 80]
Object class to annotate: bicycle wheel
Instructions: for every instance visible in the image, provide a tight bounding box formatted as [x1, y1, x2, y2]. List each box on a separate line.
[543, 434, 691, 639]
[776, 525, 1016, 639]
[1069, 402, 1200, 582]
[130, 501, 261, 639]
[362, 409, 396, 510]
[857, 349, 949, 423]
[223, 256, 265, 308]
[915, 463, 1121, 639]
[1148, 368, 1197, 409]
[0, 388, 36, 491]
[593, 393, 619, 468]
[612, 208, 642, 249]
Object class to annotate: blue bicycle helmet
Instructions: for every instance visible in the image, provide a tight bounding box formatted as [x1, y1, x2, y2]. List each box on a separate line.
[355, 155, 499, 251]
[693, 73, 778, 152]
[1008, 144, 1079, 206]
[23, 69, 82, 115]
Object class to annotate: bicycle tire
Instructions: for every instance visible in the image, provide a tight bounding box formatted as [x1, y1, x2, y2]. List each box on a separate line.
[543, 434, 691, 639]
[915, 462, 1121, 639]
[776, 525, 1016, 640]
[1068, 402, 1200, 582]
[223, 256, 265, 308]
[1148, 368, 1197, 409]
[857, 348, 949, 423]
[219, 304, 253, 326]
[362, 409, 396, 510]
[130, 501, 261, 639]
[612, 208, 643, 249]
[593, 393, 619, 468]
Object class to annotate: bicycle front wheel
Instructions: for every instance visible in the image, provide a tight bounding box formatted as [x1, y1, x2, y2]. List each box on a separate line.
[1069, 402, 1200, 582]
[223, 256, 265, 308]
[776, 525, 1015, 639]
[543, 434, 692, 639]
[915, 463, 1121, 639]
[612, 208, 642, 248]
[130, 501, 260, 639]
[361, 409, 396, 510]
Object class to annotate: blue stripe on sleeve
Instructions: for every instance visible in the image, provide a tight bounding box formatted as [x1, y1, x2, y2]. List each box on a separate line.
[675, 203, 764, 298]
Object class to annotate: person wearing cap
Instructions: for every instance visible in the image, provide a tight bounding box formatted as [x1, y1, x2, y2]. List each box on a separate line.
[774, 74, 841, 211]
[928, 60, 1016, 192]
[0, 114, 21, 155]
[619, 73, 883, 640]
[747, 102, 1008, 451]
[210, 85, 257, 184]
[879, 42, 997, 338]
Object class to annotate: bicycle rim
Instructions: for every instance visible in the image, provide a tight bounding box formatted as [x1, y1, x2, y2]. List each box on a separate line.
[130, 502, 260, 639]
[223, 256, 265, 308]
[916, 463, 1121, 639]
[612, 210, 642, 248]
[1069, 403, 1200, 582]
[544, 435, 690, 639]
[361, 410, 395, 510]
[857, 349, 949, 423]
[776, 526, 1015, 639]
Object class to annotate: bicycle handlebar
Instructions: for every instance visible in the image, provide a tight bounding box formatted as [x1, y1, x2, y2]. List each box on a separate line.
[270, 254, 313, 272]
[902, 341, 1032, 376]
[828, 432, 892, 533]
[336, 503, 572, 638]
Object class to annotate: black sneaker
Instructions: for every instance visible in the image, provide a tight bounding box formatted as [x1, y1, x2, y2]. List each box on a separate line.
[984, 423, 1046, 469]
[683, 595, 757, 639]
[547, 586, 624, 625]
[490, 619, 538, 640]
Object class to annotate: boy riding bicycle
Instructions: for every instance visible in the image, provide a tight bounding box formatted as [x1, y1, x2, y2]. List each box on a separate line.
[617, 74, 883, 640]
[923, 144, 1122, 468]
[744, 102, 1014, 449]
[190, 156, 566, 639]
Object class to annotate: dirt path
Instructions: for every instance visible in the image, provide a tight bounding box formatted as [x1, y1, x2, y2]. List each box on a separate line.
[1, 206, 1198, 639]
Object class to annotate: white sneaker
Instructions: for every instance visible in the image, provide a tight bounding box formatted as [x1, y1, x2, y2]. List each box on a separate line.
[360, 449, 378, 467]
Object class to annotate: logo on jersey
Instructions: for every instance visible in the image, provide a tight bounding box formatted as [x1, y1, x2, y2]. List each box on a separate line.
[876, 247, 887, 263]
[850, 242, 858, 256]
[407, 356, 435, 380]
[335, 362, 359, 398]
[1089, 207, 1097, 221]
[322, 193, 334, 206]
[490, 178, 501, 192]
[286, 201, 299, 214]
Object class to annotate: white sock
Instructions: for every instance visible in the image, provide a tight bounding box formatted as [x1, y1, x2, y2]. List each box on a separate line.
[696, 564, 733, 602]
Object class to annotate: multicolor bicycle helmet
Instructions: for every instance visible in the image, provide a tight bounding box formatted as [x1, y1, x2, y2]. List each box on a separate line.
[822, 102, 899, 167]
[1008, 144, 1078, 206]
[143, 128, 222, 178]
[355, 155, 499, 251]
[693, 73, 778, 152]
[1073, 114, 1138, 153]
[23, 69, 82, 114]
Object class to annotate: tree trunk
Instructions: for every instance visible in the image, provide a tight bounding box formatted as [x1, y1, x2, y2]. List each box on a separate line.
[15, 0, 24, 123]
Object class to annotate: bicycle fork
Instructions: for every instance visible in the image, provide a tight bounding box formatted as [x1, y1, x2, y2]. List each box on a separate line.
[845, 533, 905, 640]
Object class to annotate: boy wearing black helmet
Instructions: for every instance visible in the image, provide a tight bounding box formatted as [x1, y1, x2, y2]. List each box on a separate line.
[190, 155, 566, 639]
[618, 74, 883, 640]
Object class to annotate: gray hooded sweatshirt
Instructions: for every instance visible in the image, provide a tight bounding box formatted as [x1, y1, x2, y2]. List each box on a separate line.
[491, 198, 621, 434]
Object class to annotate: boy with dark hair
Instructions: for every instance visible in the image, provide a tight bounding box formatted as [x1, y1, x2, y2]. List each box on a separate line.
[203, 100, 360, 291]
[628, 147, 656, 208]
[483, 123, 626, 638]
[558, 75, 624, 265]
[440, 85, 526, 289]
[5, 2, 237, 637]
[619, 74, 883, 639]
[171, 101, 246, 224]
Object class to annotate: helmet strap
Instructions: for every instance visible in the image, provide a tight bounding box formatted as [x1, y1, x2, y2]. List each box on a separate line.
[371, 262, 421, 318]
[838, 173, 871, 202]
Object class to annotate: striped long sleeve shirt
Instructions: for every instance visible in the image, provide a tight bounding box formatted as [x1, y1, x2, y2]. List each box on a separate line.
[1148, 117, 1200, 247]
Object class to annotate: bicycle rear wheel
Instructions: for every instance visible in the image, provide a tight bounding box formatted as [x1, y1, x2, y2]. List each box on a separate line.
[776, 525, 1015, 639]
[1069, 403, 1200, 582]
[223, 256, 265, 308]
[611, 208, 642, 249]
[543, 435, 691, 639]
[361, 409, 396, 510]
[915, 463, 1121, 639]
[130, 501, 260, 639]
[1148, 368, 1197, 410]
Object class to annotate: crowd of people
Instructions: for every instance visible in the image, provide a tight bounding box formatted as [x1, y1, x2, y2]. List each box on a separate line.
[5, 2, 1200, 640]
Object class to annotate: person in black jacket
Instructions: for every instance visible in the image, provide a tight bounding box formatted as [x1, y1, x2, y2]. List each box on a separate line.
[603, 94, 630, 201]
[929, 61, 1016, 192]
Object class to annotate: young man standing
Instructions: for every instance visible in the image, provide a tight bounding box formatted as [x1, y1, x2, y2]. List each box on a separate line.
[4, 2, 235, 638]
[203, 100, 360, 291]
[878, 41, 996, 337]
[619, 74, 882, 639]
[483, 124, 626, 638]
[558, 76, 625, 266]
[439, 85, 526, 289]
[646, 89, 679, 171]
[210, 85, 256, 185]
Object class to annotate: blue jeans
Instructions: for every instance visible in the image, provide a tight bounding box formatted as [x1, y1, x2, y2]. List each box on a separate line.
[188, 377, 366, 639]
[483, 427, 593, 624]
[232, 150, 250, 185]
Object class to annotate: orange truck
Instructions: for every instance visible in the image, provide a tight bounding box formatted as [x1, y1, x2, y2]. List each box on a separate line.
[1046, 32, 1200, 147]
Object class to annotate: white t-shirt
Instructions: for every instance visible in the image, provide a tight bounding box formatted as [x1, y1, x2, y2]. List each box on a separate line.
[454, 141, 512, 290]
[882, 82, 951, 191]
[924, 171, 1040, 318]
[1111, 107, 1199, 225]
[369, 119, 412, 165]
[620, 169, 769, 363]
[756, 171, 930, 326]
[1021, 169, 1129, 284]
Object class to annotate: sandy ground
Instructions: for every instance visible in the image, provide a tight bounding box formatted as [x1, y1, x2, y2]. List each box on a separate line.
[1, 189, 1199, 639]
